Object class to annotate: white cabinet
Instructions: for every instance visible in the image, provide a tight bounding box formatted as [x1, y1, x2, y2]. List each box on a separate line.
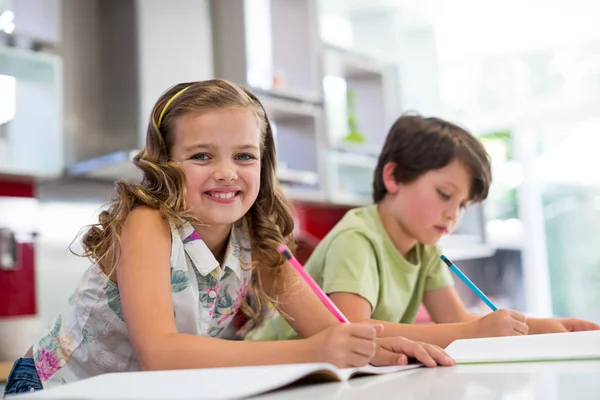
[323, 45, 398, 155]
[7, 0, 61, 45]
[0, 46, 63, 178]
[211, 0, 322, 102]
[326, 151, 375, 206]
[260, 96, 322, 191]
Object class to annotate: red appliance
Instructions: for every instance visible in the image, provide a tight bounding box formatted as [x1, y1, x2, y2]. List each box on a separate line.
[0, 178, 37, 317]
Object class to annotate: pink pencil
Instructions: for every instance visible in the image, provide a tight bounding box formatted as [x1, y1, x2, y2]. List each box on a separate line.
[278, 244, 350, 323]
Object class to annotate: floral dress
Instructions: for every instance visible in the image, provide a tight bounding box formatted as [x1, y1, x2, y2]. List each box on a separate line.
[33, 219, 253, 388]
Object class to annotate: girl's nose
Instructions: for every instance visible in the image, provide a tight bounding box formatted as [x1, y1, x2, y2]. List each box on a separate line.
[214, 162, 237, 182]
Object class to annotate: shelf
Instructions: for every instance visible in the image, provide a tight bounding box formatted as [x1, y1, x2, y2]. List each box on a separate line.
[322, 46, 397, 151]
[331, 141, 382, 157]
[326, 150, 375, 204]
[259, 96, 323, 121]
[329, 151, 377, 169]
[438, 234, 496, 261]
[321, 43, 397, 75]
[282, 187, 328, 204]
[284, 187, 371, 208]
[329, 192, 372, 207]
[277, 167, 319, 186]
[268, 101, 323, 191]
[254, 87, 322, 106]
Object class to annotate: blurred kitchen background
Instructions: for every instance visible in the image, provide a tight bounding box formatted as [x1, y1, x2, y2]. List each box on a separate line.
[1, 0, 600, 371]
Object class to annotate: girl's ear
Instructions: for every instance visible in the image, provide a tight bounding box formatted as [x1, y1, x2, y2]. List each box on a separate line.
[382, 162, 400, 194]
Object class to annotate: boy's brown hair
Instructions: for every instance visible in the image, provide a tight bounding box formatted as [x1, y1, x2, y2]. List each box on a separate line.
[372, 113, 492, 203]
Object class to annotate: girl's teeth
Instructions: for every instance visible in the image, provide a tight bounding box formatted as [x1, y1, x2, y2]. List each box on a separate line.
[210, 192, 236, 199]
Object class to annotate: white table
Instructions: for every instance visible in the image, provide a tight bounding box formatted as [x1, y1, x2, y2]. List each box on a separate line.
[12, 360, 600, 399]
[254, 360, 600, 400]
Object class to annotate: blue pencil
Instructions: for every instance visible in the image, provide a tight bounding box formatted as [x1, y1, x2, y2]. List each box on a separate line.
[441, 254, 498, 311]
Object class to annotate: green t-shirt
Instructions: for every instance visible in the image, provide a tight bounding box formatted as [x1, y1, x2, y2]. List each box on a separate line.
[249, 204, 454, 341]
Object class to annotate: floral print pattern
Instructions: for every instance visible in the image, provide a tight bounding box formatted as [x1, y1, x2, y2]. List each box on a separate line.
[35, 348, 62, 381]
[32, 219, 253, 388]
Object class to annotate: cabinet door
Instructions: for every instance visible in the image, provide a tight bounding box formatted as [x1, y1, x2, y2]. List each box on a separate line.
[211, 0, 322, 102]
[0, 47, 63, 177]
[10, 0, 61, 44]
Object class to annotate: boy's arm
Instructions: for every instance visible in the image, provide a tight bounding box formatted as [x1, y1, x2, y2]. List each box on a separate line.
[423, 279, 600, 334]
[524, 318, 600, 334]
[423, 286, 479, 323]
[315, 233, 472, 347]
[330, 292, 468, 348]
[330, 291, 528, 348]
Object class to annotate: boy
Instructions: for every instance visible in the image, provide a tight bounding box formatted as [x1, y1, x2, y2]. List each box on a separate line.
[251, 114, 599, 347]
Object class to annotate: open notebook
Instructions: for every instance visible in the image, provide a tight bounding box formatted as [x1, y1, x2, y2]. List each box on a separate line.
[445, 330, 600, 364]
[11, 363, 421, 400]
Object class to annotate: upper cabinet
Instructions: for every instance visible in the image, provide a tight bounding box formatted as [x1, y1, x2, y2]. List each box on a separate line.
[7, 0, 61, 45]
[323, 45, 398, 155]
[0, 0, 63, 178]
[0, 42, 63, 178]
[314, 2, 404, 205]
[321, 45, 398, 204]
[210, 0, 322, 103]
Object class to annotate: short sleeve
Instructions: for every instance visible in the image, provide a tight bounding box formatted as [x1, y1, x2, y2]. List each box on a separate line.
[321, 231, 380, 310]
[424, 247, 455, 291]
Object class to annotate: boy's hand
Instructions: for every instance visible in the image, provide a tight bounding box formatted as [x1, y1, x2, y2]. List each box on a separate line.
[466, 309, 529, 338]
[371, 336, 455, 368]
[306, 323, 379, 368]
[528, 318, 600, 334]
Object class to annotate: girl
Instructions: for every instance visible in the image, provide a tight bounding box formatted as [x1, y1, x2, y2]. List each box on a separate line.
[4, 81, 453, 396]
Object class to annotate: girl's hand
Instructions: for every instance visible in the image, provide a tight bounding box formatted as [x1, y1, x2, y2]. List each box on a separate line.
[306, 323, 381, 368]
[371, 336, 455, 368]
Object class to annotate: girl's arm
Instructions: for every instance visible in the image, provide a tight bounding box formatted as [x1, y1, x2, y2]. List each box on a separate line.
[117, 207, 377, 370]
[261, 261, 340, 339]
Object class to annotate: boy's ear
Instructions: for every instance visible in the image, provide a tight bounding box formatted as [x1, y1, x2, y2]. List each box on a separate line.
[382, 162, 399, 194]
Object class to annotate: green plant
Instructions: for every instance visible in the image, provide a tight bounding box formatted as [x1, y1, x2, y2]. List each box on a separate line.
[344, 89, 366, 143]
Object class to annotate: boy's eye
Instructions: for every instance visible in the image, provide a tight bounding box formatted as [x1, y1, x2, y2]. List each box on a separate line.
[437, 189, 450, 201]
[236, 153, 256, 161]
[191, 153, 210, 161]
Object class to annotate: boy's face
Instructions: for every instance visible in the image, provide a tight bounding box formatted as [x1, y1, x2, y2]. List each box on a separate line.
[385, 159, 472, 245]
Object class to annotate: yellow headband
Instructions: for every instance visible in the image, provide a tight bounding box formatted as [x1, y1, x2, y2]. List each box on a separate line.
[156, 86, 191, 128]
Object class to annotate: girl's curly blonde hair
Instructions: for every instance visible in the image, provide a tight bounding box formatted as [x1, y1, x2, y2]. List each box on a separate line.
[79, 79, 295, 331]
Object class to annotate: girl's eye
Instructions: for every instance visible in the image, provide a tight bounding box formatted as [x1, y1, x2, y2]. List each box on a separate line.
[236, 153, 256, 161]
[437, 189, 451, 201]
[191, 153, 210, 161]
